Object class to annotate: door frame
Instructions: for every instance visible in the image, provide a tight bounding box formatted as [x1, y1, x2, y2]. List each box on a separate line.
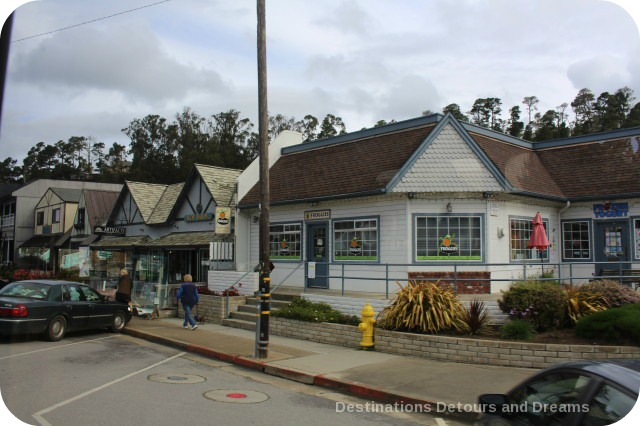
[306, 222, 329, 289]
[594, 219, 631, 274]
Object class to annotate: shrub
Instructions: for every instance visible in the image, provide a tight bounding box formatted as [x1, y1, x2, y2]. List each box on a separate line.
[378, 280, 466, 333]
[499, 281, 566, 331]
[579, 280, 640, 308]
[576, 304, 640, 345]
[12, 269, 34, 281]
[461, 298, 492, 335]
[564, 284, 609, 323]
[500, 319, 535, 340]
[272, 298, 360, 325]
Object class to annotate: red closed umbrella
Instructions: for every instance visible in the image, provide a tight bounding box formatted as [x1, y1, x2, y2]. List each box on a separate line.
[527, 212, 550, 251]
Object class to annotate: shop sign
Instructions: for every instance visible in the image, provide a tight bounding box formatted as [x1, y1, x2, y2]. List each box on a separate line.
[185, 213, 214, 223]
[97, 250, 112, 260]
[93, 226, 126, 236]
[439, 234, 459, 256]
[215, 207, 231, 234]
[304, 209, 331, 221]
[592, 202, 628, 218]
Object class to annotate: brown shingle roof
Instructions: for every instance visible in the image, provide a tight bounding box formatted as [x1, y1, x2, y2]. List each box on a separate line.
[83, 190, 120, 228]
[239, 124, 437, 206]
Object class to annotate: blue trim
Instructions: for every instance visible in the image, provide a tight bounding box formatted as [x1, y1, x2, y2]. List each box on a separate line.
[535, 126, 640, 149]
[411, 212, 486, 264]
[508, 215, 550, 264]
[632, 216, 640, 261]
[461, 122, 533, 149]
[269, 220, 303, 263]
[282, 114, 442, 155]
[331, 215, 381, 264]
[560, 219, 594, 262]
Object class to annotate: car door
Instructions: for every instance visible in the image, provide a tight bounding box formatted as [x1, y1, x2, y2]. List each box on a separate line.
[61, 284, 92, 330]
[79, 285, 113, 328]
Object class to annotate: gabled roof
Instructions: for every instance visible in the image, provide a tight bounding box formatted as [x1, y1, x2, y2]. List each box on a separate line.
[82, 190, 120, 228]
[50, 187, 82, 203]
[194, 164, 242, 207]
[238, 114, 640, 206]
[147, 183, 184, 225]
[125, 181, 169, 222]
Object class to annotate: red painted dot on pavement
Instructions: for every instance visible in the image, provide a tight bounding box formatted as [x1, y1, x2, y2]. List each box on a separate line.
[226, 393, 247, 399]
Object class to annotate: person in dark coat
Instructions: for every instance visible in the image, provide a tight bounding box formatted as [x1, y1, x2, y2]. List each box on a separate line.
[176, 274, 199, 330]
[116, 268, 133, 306]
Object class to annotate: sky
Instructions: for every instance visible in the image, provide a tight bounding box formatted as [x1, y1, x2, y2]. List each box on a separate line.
[0, 0, 639, 164]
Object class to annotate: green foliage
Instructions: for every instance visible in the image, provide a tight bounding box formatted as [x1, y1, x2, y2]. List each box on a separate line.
[272, 298, 360, 326]
[576, 304, 640, 345]
[378, 280, 466, 334]
[461, 299, 492, 335]
[564, 284, 609, 323]
[499, 281, 566, 331]
[500, 319, 535, 340]
[579, 280, 640, 308]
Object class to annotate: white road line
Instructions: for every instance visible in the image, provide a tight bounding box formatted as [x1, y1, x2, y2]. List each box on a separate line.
[0, 335, 119, 361]
[435, 418, 449, 426]
[31, 351, 186, 426]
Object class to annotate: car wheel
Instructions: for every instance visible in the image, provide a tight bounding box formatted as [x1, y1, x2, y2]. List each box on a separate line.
[109, 311, 126, 332]
[46, 315, 67, 341]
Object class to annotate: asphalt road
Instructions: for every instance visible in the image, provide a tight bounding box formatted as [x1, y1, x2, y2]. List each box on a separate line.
[0, 331, 471, 426]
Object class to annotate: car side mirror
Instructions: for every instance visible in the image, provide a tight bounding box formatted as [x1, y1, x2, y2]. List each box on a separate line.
[478, 394, 509, 414]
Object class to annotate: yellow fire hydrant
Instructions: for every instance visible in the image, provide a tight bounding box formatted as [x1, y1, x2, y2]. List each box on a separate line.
[358, 304, 376, 350]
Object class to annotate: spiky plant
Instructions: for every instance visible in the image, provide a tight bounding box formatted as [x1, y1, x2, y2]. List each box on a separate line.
[564, 284, 609, 323]
[378, 280, 466, 333]
[461, 298, 492, 335]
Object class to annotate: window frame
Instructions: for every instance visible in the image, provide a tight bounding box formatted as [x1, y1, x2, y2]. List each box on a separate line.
[331, 216, 380, 263]
[633, 217, 640, 261]
[36, 211, 44, 226]
[52, 208, 61, 224]
[269, 221, 303, 262]
[561, 219, 593, 262]
[509, 215, 550, 263]
[413, 213, 485, 263]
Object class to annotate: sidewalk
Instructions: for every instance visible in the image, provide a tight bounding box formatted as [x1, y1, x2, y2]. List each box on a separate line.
[124, 317, 537, 421]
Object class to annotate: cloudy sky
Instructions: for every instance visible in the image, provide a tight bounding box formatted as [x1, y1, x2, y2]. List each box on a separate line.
[0, 0, 639, 163]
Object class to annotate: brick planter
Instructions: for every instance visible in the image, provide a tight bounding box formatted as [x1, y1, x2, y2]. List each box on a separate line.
[272, 317, 640, 369]
[177, 294, 246, 325]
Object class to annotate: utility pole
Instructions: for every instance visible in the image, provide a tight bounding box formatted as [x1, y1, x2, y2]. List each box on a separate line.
[256, 0, 270, 359]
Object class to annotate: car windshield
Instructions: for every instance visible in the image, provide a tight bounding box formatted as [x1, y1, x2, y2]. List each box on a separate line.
[0, 282, 51, 300]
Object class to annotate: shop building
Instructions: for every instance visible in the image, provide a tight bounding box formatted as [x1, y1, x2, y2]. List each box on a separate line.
[89, 164, 241, 308]
[233, 113, 640, 294]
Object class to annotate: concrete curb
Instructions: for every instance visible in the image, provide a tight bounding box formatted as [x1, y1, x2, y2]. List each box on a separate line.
[124, 328, 477, 422]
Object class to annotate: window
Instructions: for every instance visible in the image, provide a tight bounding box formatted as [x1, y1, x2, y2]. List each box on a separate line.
[562, 221, 591, 260]
[510, 217, 549, 261]
[333, 218, 378, 261]
[269, 223, 302, 260]
[36, 211, 44, 226]
[415, 215, 482, 261]
[583, 383, 636, 426]
[52, 208, 61, 224]
[634, 219, 640, 260]
[77, 208, 85, 227]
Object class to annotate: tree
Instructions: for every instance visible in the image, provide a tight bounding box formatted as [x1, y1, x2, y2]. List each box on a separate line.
[297, 115, 319, 143]
[99, 143, 129, 182]
[207, 109, 254, 170]
[626, 102, 640, 128]
[442, 103, 469, 122]
[317, 114, 346, 140]
[506, 106, 524, 138]
[0, 157, 21, 183]
[268, 114, 300, 141]
[468, 98, 503, 131]
[21, 142, 59, 182]
[522, 96, 539, 125]
[571, 88, 596, 135]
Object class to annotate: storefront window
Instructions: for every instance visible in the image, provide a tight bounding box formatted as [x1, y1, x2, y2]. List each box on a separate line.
[562, 221, 591, 260]
[634, 219, 640, 260]
[510, 217, 549, 261]
[333, 218, 378, 261]
[90, 250, 127, 288]
[270, 223, 302, 260]
[415, 215, 482, 261]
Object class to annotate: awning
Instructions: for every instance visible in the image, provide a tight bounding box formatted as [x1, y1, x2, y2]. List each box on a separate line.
[144, 231, 215, 248]
[80, 234, 100, 246]
[54, 229, 72, 247]
[90, 235, 151, 250]
[19, 235, 55, 249]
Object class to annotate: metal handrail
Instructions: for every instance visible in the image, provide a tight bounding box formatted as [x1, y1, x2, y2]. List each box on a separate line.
[224, 263, 260, 319]
[271, 260, 305, 294]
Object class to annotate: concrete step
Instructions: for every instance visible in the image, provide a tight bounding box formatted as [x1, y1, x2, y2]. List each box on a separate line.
[244, 299, 291, 310]
[220, 318, 256, 331]
[230, 310, 257, 322]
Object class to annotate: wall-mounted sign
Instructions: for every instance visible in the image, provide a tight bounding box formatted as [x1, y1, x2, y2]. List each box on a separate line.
[304, 209, 331, 221]
[215, 207, 231, 234]
[593, 202, 628, 219]
[185, 212, 214, 223]
[93, 226, 126, 236]
[439, 234, 459, 256]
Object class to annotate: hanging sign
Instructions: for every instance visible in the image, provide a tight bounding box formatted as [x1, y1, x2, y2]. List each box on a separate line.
[592, 202, 628, 218]
[215, 207, 231, 234]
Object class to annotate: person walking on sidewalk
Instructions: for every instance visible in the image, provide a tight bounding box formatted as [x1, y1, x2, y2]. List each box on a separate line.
[177, 274, 199, 330]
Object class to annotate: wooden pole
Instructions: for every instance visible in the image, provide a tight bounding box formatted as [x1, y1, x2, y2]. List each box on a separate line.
[256, 0, 270, 359]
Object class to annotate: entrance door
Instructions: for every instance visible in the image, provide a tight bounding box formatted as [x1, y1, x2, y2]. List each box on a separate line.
[594, 221, 630, 275]
[307, 223, 328, 288]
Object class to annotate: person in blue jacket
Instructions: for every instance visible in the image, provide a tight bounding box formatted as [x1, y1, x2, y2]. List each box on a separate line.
[176, 274, 199, 330]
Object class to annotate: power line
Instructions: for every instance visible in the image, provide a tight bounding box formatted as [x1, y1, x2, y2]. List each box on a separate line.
[11, 0, 172, 43]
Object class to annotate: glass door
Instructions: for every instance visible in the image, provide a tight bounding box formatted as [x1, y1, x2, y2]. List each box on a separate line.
[306, 223, 328, 288]
[594, 221, 630, 274]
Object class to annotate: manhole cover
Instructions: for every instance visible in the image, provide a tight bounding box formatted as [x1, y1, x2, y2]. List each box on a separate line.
[148, 374, 206, 384]
[204, 389, 269, 404]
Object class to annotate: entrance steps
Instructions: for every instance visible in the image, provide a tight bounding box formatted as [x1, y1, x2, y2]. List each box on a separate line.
[220, 294, 296, 331]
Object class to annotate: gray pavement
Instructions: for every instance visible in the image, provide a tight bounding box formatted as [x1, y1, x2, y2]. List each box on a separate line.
[124, 316, 538, 421]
